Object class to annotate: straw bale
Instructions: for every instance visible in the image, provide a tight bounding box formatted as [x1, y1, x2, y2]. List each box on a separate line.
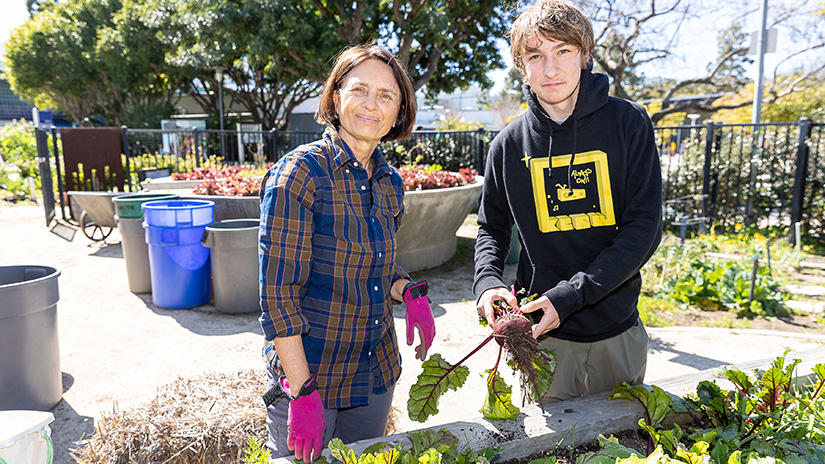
[71, 370, 269, 464]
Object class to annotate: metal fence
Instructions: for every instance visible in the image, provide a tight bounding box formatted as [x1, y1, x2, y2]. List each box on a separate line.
[122, 127, 499, 174]
[39, 118, 825, 241]
[655, 118, 824, 240]
[124, 128, 323, 167]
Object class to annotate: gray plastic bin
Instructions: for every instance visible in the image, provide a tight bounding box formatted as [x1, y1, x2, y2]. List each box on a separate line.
[0, 266, 62, 411]
[201, 219, 260, 314]
[117, 215, 152, 293]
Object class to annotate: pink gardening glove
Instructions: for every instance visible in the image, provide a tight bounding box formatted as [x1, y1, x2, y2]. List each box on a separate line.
[403, 281, 436, 360]
[281, 374, 325, 461]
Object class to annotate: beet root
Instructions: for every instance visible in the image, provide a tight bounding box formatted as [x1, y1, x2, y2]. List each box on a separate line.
[492, 314, 532, 347]
[492, 312, 552, 409]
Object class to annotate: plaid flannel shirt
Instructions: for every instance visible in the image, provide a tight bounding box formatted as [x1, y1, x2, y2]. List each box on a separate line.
[259, 126, 408, 409]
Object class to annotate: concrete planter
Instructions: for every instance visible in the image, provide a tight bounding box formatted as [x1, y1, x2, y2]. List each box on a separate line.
[140, 176, 204, 191]
[180, 194, 261, 222]
[395, 177, 483, 273]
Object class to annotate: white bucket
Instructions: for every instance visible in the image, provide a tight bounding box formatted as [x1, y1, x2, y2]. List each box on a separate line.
[0, 411, 55, 464]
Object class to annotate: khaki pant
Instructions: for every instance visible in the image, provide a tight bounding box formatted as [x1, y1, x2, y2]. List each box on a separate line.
[538, 318, 648, 401]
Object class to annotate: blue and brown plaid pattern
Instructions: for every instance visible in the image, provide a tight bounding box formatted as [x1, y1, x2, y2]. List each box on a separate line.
[259, 127, 409, 409]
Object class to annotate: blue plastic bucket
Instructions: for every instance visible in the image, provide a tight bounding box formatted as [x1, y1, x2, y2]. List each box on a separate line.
[142, 200, 215, 309]
[142, 200, 215, 228]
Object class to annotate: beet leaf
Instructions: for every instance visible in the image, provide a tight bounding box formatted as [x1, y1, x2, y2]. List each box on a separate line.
[480, 368, 520, 420]
[408, 353, 471, 422]
[610, 382, 673, 428]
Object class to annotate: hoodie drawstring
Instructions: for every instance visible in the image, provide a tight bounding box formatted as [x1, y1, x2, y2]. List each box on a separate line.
[567, 121, 577, 196]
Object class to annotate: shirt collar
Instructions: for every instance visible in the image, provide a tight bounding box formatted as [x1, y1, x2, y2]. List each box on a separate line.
[324, 126, 393, 179]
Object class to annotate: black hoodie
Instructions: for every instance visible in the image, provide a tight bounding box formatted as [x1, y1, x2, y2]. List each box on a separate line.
[473, 66, 663, 343]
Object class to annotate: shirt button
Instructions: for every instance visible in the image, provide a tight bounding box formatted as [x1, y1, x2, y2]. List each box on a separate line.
[361, 185, 367, 191]
[374, 319, 379, 325]
[345, 169, 350, 174]
[374, 286, 379, 291]
[378, 252, 382, 257]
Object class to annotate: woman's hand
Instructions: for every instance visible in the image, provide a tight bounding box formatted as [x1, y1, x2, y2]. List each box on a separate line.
[403, 281, 435, 360]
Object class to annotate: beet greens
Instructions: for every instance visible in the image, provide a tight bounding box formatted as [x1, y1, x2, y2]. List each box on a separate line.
[407, 298, 556, 422]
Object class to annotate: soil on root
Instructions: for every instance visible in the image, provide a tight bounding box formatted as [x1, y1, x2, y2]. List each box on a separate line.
[498, 429, 650, 464]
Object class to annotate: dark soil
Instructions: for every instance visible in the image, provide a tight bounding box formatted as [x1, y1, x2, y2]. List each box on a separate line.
[649, 306, 825, 335]
[498, 429, 650, 464]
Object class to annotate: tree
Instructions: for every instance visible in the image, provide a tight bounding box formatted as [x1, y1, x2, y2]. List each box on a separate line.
[713, 72, 825, 123]
[8, 0, 512, 130]
[138, 0, 338, 130]
[5, 0, 179, 127]
[579, 0, 825, 124]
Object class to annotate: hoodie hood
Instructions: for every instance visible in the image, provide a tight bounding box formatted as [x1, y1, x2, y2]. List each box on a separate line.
[523, 60, 609, 194]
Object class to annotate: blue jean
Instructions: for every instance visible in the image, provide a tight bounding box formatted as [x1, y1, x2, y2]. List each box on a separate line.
[265, 368, 395, 458]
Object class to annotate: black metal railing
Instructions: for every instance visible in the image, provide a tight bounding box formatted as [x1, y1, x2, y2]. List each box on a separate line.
[655, 118, 824, 240]
[37, 118, 825, 241]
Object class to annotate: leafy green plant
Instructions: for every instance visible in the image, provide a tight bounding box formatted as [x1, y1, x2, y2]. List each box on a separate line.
[605, 351, 825, 463]
[241, 436, 272, 464]
[123, 152, 226, 187]
[0, 119, 44, 202]
[380, 130, 493, 172]
[240, 428, 499, 464]
[408, 297, 556, 423]
[660, 257, 788, 318]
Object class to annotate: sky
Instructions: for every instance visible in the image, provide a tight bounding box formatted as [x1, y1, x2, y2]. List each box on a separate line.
[0, 0, 809, 93]
[0, 1, 29, 62]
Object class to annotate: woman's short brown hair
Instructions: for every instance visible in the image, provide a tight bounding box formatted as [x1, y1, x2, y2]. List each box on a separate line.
[510, 0, 595, 74]
[315, 44, 417, 142]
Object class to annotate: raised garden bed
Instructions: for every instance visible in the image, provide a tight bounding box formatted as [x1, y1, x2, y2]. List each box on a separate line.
[270, 345, 825, 464]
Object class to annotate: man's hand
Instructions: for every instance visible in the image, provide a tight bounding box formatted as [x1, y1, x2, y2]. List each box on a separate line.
[519, 295, 560, 338]
[282, 375, 325, 461]
[403, 281, 435, 360]
[477, 287, 519, 327]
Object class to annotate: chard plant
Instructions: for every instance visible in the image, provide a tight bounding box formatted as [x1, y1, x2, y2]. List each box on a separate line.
[242, 428, 498, 464]
[603, 350, 825, 463]
[407, 296, 557, 423]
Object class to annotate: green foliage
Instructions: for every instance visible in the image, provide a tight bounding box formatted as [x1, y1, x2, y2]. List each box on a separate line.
[479, 369, 520, 420]
[602, 352, 825, 463]
[240, 436, 271, 464]
[435, 118, 486, 131]
[4, 0, 176, 126]
[381, 131, 493, 172]
[660, 258, 788, 318]
[407, 353, 471, 422]
[639, 226, 825, 323]
[304, 429, 499, 464]
[714, 79, 825, 124]
[5, 0, 512, 129]
[123, 152, 225, 187]
[578, 435, 646, 463]
[0, 119, 44, 202]
[611, 383, 673, 429]
[409, 296, 556, 423]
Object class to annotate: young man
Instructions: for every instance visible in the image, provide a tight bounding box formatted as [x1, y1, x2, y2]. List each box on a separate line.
[474, 0, 662, 401]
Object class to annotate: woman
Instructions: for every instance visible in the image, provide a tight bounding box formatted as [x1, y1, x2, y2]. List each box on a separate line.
[258, 44, 436, 461]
